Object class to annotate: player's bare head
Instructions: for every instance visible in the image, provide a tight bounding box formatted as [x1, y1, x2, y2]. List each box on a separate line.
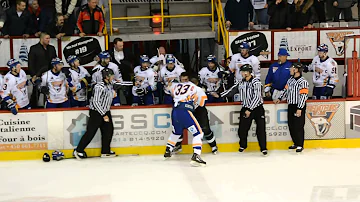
[40, 32, 50, 45]
[190, 77, 199, 86]
[140, 55, 150, 70]
[180, 72, 190, 82]
[158, 47, 166, 55]
[290, 62, 303, 76]
[239, 42, 250, 57]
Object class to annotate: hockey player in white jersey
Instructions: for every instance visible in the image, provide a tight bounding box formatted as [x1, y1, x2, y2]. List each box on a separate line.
[164, 72, 206, 167]
[150, 46, 184, 71]
[92, 51, 129, 106]
[40, 58, 70, 108]
[2, 59, 38, 114]
[229, 42, 261, 81]
[132, 55, 157, 106]
[305, 44, 339, 99]
[65, 55, 91, 107]
[159, 54, 185, 104]
[198, 55, 224, 103]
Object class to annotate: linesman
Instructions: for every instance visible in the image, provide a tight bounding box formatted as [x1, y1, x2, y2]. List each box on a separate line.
[275, 63, 309, 153]
[220, 64, 268, 156]
[74, 68, 116, 159]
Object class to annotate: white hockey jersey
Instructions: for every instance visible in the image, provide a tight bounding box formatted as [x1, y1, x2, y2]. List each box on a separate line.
[2, 70, 29, 108]
[41, 70, 68, 104]
[150, 54, 183, 70]
[198, 66, 222, 92]
[194, 85, 208, 109]
[69, 66, 90, 102]
[159, 65, 185, 94]
[309, 56, 339, 87]
[92, 62, 122, 84]
[133, 66, 157, 96]
[169, 81, 204, 108]
[229, 53, 261, 81]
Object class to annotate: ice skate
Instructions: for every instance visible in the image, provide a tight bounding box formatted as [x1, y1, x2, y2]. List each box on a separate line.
[73, 149, 87, 160]
[172, 144, 182, 154]
[101, 151, 116, 158]
[212, 146, 218, 155]
[238, 147, 245, 153]
[190, 153, 206, 167]
[262, 150, 268, 157]
[288, 145, 297, 151]
[296, 146, 303, 154]
[164, 147, 172, 159]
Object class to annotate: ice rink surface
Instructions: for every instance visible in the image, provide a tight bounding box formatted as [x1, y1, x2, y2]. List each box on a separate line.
[1, 148, 360, 202]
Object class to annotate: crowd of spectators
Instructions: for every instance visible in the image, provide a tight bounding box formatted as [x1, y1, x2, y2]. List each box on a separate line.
[225, 0, 360, 30]
[0, 0, 106, 38]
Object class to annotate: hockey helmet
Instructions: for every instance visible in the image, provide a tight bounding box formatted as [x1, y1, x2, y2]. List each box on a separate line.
[240, 64, 253, 72]
[51, 57, 64, 66]
[7, 59, 21, 69]
[66, 55, 78, 65]
[98, 51, 111, 60]
[239, 42, 250, 50]
[317, 43, 328, 52]
[140, 55, 150, 64]
[102, 68, 114, 79]
[166, 54, 176, 64]
[291, 62, 304, 73]
[207, 55, 217, 63]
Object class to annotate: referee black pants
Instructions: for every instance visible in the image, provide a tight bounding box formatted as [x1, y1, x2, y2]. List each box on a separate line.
[76, 110, 114, 154]
[238, 105, 267, 151]
[287, 104, 305, 147]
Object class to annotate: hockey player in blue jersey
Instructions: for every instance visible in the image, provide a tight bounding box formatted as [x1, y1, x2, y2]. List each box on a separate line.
[164, 72, 206, 167]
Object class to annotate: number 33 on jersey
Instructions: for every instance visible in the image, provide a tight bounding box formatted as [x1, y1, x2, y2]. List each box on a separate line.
[169, 82, 206, 108]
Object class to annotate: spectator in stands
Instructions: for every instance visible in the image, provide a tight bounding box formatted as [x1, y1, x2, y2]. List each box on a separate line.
[265, 49, 291, 101]
[313, 0, 326, 22]
[77, 0, 104, 37]
[268, 0, 292, 30]
[2, 0, 34, 37]
[109, 38, 135, 105]
[47, 13, 73, 39]
[28, 32, 57, 108]
[55, 0, 77, 29]
[225, 0, 254, 30]
[291, 0, 315, 29]
[252, 0, 268, 25]
[38, 0, 55, 32]
[81, 0, 108, 14]
[0, 0, 9, 32]
[28, 0, 41, 37]
[333, 0, 356, 22]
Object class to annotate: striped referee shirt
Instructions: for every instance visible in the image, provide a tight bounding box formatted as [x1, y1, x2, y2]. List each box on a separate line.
[279, 76, 309, 109]
[221, 76, 263, 110]
[89, 82, 114, 116]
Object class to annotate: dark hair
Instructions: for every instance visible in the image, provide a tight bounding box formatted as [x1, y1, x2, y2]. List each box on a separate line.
[56, 13, 64, 20]
[180, 72, 190, 78]
[16, 0, 26, 5]
[40, 32, 50, 39]
[113, 38, 123, 45]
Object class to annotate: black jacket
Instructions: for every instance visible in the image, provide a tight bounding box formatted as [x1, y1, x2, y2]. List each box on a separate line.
[224, 0, 254, 30]
[2, 7, 34, 36]
[268, 0, 291, 29]
[291, 0, 316, 28]
[46, 22, 73, 38]
[109, 48, 135, 81]
[28, 42, 57, 77]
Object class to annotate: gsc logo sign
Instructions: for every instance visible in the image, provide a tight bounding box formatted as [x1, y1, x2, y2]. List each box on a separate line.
[229, 109, 288, 125]
[112, 113, 171, 130]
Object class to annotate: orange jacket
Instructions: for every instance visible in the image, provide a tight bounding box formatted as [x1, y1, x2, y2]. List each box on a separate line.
[77, 4, 104, 34]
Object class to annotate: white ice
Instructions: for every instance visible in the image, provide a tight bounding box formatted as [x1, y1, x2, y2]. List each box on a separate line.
[1, 148, 360, 202]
